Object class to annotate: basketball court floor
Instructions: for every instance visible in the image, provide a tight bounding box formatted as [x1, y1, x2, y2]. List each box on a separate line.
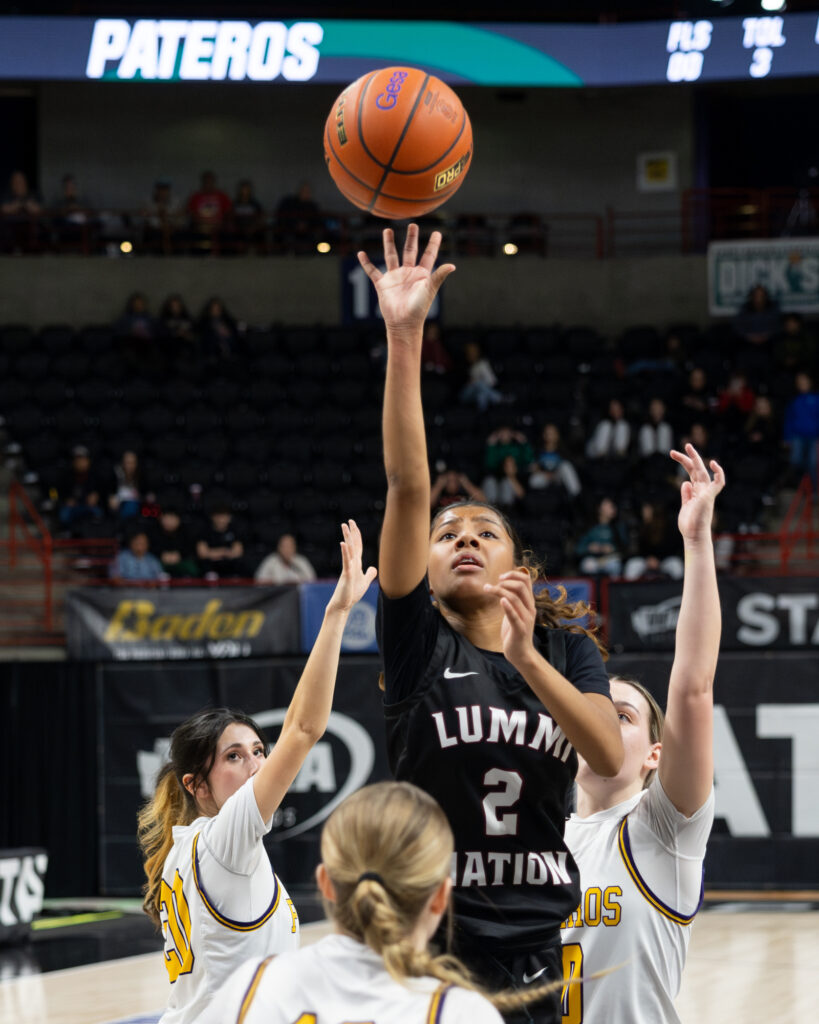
[0, 896, 815, 1023]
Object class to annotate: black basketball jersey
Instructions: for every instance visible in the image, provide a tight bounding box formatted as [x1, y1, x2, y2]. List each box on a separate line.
[379, 580, 611, 955]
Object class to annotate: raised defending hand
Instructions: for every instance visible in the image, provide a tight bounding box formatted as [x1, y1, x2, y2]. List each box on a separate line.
[670, 443, 726, 544]
[357, 223, 455, 337]
[326, 519, 378, 613]
[483, 569, 538, 670]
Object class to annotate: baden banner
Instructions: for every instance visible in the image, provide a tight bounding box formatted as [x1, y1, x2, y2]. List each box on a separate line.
[65, 586, 300, 661]
[707, 237, 819, 315]
[607, 575, 819, 651]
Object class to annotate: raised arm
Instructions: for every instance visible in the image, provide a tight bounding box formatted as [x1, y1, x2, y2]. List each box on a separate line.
[358, 225, 454, 597]
[251, 520, 376, 821]
[659, 444, 725, 816]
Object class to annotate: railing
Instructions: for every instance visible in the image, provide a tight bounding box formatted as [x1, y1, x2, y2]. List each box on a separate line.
[779, 474, 817, 571]
[3, 189, 818, 260]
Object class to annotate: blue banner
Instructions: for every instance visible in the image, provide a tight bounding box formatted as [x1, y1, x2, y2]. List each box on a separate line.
[300, 580, 379, 654]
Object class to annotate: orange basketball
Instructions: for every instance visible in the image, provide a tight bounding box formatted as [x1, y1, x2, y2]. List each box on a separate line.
[324, 66, 473, 220]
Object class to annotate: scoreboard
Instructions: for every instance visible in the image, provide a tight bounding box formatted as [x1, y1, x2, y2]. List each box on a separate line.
[0, 13, 818, 86]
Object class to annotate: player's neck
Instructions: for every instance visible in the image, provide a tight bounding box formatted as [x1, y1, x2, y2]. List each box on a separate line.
[576, 777, 644, 816]
[438, 602, 505, 652]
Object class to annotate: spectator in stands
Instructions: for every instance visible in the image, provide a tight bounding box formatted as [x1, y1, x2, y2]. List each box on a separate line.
[255, 533, 317, 584]
[232, 179, 266, 252]
[482, 454, 526, 510]
[716, 371, 756, 447]
[57, 445, 105, 533]
[460, 341, 503, 411]
[154, 507, 199, 578]
[108, 450, 148, 521]
[484, 425, 533, 475]
[623, 501, 684, 580]
[678, 367, 715, 431]
[187, 171, 232, 251]
[430, 468, 486, 511]
[773, 312, 818, 376]
[275, 181, 322, 253]
[1, 169, 43, 252]
[421, 322, 453, 375]
[575, 496, 626, 576]
[732, 284, 780, 377]
[198, 296, 240, 360]
[783, 370, 819, 488]
[115, 291, 162, 372]
[637, 397, 674, 458]
[586, 398, 631, 459]
[51, 173, 96, 251]
[196, 504, 246, 579]
[109, 527, 164, 582]
[528, 422, 582, 500]
[158, 294, 198, 355]
[142, 179, 184, 253]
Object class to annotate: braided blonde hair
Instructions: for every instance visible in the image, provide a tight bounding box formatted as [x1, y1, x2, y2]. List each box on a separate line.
[321, 781, 566, 1014]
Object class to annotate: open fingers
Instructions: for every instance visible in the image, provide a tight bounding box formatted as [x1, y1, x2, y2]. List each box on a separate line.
[418, 230, 443, 272]
[710, 459, 726, 492]
[382, 227, 399, 271]
[402, 223, 419, 267]
[357, 249, 382, 284]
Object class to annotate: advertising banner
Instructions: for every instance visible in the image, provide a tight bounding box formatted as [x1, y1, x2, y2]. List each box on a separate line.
[708, 237, 819, 315]
[65, 586, 300, 661]
[607, 576, 819, 652]
[0, 848, 48, 944]
[299, 580, 379, 654]
[98, 657, 386, 895]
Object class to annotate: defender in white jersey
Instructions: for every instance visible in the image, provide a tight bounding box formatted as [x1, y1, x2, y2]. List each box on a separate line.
[137, 520, 376, 1024]
[562, 445, 725, 1024]
[203, 782, 565, 1024]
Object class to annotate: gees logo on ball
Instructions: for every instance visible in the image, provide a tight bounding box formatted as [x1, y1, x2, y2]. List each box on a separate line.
[376, 69, 409, 110]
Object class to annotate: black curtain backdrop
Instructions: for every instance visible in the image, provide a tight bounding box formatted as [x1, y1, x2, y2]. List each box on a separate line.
[0, 661, 98, 897]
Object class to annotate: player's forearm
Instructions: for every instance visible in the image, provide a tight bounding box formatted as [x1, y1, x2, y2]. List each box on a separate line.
[279, 605, 349, 744]
[382, 335, 429, 497]
[515, 653, 623, 776]
[670, 538, 720, 696]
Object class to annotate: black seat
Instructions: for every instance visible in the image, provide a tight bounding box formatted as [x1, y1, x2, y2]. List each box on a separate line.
[52, 351, 91, 384]
[39, 325, 75, 357]
[78, 325, 115, 355]
[75, 377, 113, 409]
[1, 325, 35, 358]
[14, 351, 50, 381]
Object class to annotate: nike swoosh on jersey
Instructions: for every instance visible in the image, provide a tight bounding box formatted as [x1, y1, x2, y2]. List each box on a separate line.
[522, 967, 549, 984]
[443, 667, 479, 678]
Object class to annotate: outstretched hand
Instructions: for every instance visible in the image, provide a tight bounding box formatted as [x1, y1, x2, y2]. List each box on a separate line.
[670, 443, 726, 543]
[357, 223, 455, 336]
[483, 569, 538, 670]
[327, 520, 377, 613]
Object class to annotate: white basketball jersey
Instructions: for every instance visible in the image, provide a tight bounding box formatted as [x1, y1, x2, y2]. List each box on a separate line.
[199, 934, 505, 1024]
[561, 781, 714, 1024]
[158, 777, 299, 1024]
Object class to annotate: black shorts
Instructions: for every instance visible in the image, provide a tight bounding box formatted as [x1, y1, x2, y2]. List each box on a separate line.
[457, 939, 563, 1024]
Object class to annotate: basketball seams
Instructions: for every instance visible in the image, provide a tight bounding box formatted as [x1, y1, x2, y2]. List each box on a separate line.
[389, 109, 469, 176]
[368, 73, 431, 212]
[324, 66, 472, 219]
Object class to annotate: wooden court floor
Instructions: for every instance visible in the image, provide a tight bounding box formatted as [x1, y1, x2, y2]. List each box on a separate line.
[1, 910, 816, 1024]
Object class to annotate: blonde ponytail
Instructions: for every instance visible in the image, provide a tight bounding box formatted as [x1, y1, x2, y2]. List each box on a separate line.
[137, 763, 197, 925]
[321, 782, 569, 1014]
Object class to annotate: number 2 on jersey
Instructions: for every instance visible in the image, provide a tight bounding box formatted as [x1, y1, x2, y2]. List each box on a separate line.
[561, 942, 583, 1024]
[482, 768, 523, 836]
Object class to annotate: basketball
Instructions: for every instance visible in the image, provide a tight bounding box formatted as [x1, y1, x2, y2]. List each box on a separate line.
[324, 66, 473, 220]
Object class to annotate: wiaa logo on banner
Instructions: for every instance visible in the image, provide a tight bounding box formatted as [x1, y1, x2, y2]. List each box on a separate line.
[137, 710, 375, 840]
[630, 594, 681, 639]
[0, 853, 48, 932]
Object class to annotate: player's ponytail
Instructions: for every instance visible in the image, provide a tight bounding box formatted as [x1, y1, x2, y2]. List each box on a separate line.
[321, 781, 567, 1013]
[136, 707, 269, 927]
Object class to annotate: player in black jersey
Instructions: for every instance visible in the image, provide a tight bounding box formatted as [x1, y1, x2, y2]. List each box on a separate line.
[357, 225, 624, 1024]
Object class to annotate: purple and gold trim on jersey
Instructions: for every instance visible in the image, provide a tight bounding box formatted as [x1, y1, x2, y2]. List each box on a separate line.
[191, 831, 281, 931]
[617, 816, 704, 926]
[427, 984, 452, 1024]
[236, 955, 275, 1024]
